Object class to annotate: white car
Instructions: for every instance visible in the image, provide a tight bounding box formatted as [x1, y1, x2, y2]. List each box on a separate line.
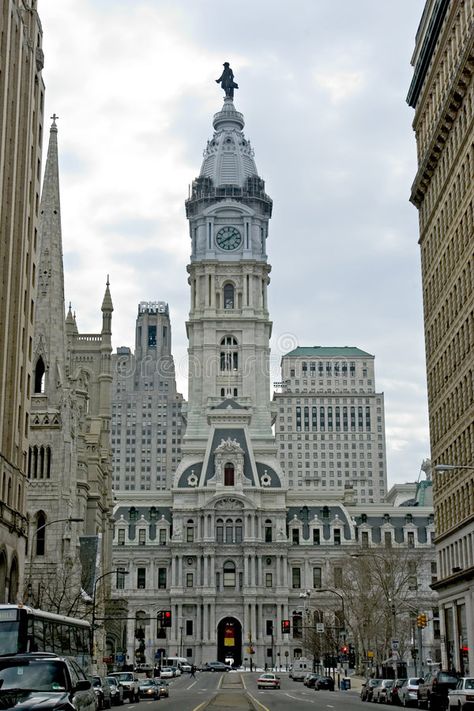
[448, 677, 474, 710]
[398, 678, 423, 707]
[160, 666, 175, 678]
[257, 673, 280, 689]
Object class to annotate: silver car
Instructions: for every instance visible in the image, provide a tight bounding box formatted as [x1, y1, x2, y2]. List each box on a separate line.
[398, 677, 423, 707]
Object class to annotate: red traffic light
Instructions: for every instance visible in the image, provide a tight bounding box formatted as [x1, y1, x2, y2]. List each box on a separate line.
[281, 619, 291, 634]
[162, 610, 172, 627]
[341, 645, 348, 653]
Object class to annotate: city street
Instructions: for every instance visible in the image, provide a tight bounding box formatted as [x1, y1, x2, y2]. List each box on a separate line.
[124, 672, 367, 711]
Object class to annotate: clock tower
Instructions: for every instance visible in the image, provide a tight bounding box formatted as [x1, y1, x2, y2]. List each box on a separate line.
[184, 95, 274, 442]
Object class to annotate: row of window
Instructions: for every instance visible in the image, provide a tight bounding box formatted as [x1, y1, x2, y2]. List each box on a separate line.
[27, 445, 52, 479]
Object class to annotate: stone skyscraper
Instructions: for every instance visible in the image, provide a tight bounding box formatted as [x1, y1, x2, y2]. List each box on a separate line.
[111, 301, 183, 491]
[407, 0, 474, 675]
[0, 0, 45, 602]
[275, 346, 388, 502]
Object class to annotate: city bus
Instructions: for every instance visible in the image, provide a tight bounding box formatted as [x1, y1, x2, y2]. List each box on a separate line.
[0, 604, 91, 671]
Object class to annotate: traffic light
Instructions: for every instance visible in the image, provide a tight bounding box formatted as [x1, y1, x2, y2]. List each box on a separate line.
[340, 645, 349, 654]
[281, 619, 291, 634]
[162, 610, 172, 628]
[416, 613, 428, 628]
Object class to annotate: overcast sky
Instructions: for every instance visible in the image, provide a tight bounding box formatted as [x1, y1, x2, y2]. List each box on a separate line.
[39, 0, 429, 488]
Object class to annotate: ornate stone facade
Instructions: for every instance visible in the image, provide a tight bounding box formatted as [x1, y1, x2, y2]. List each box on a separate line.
[407, 0, 474, 674]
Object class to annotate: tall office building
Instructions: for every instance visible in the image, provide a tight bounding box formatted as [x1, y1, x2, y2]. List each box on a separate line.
[111, 302, 183, 491]
[275, 347, 388, 503]
[0, 0, 45, 602]
[407, 0, 474, 674]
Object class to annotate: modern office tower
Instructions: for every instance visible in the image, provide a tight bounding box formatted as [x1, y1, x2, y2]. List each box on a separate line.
[0, 0, 45, 602]
[111, 302, 183, 491]
[26, 119, 115, 614]
[275, 347, 388, 503]
[407, 0, 474, 674]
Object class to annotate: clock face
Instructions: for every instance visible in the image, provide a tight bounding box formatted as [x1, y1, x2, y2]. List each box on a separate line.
[215, 226, 242, 251]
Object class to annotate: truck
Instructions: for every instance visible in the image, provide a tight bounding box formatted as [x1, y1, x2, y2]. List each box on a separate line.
[289, 658, 312, 681]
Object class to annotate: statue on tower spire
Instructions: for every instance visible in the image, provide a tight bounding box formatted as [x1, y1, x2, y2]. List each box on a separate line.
[215, 62, 238, 99]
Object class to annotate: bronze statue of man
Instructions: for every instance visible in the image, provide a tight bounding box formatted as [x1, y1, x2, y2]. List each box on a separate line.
[216, 62, 238, 99]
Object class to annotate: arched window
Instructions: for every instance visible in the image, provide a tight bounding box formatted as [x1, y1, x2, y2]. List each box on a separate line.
[223, 283, 235, 309]
[45, 447, 51, 478]
[264, 519, 273, 543]
[34, 357, 46, 393]
[39, 446, 45, 478]
[223, 560, 236, 587]
[36, 512, 46, 556]
[216, 518, 224, 543]
[225, 518, 233, 543]
[224, 462, 234, 486]
[186, 519, 195, 543]
[8, 559, 19, 604]
[220, 336, 238, 371]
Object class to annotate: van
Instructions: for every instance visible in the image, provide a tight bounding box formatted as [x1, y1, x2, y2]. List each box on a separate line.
[161, 656, 192, 673]
[289, 658, 312, 681]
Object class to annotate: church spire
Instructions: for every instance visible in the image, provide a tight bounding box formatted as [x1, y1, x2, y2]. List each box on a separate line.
[33, 116, 66, 398]
[101, 275, 113, 336]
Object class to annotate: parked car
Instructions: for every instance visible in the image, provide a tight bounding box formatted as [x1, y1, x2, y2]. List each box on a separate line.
[170, 665, 182, 677]
[390, 678, 407, 705]
[398, 678, 423, 707]
[303, 673, 320, 688]
[361, 679, 383, 702]
[159, 667, 175, 679]
[372, 678, 394, 703]
[0, 653, 96, 711]
[138, 679, 160, 700]
[157, 680, 169, 698]
[257, 673, 281, 689]
[90, 676, 112, 709]
[106, 677, 124, 706]
[448, 677, 474, 710]
[315, 676, 335, 691]
[108, 672, 140, 703]
[417, 671, 459, 710]
[201, 661, 232, 672]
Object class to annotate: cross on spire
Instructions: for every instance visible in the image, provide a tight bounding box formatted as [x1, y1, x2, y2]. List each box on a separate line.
[50, 113, 59, 125]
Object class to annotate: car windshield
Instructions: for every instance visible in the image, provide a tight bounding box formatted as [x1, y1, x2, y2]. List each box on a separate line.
[465, 680, 474, 689]
[439, 674, 458, 683]
[107, 678, 118, 686]
[140, 681, 154, 686]
[0, 661, 67, 692]
[112, 673, 131, 681]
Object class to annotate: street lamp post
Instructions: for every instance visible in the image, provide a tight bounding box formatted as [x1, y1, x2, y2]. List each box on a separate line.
[301, 587, 346, 678]
[90, 570, 129, 661]
[26, 517, 84, 601]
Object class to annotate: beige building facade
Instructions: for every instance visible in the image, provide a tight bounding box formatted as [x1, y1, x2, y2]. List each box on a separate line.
[407, 0, 474, 675]
[0, 0, 45, 602]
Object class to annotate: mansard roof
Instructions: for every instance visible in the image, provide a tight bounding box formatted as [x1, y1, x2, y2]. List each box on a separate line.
[284, 346, 373, 358]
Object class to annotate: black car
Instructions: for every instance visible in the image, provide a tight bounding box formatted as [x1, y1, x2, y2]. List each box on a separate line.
[315, 676, 335, 691]
[417, 670, 459, 709]
[201, 661, 232, 672]
[0, 653, 96, 711]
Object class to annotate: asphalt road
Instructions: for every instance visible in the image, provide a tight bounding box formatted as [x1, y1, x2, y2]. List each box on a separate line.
[123, 672, 368, 711]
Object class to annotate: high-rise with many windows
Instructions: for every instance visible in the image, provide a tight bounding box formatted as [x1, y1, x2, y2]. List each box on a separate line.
[0, 0, 45, 602]
[407, 0, 474, 675]
[275, 347, 387, 503]
[111, 302, 183, 491]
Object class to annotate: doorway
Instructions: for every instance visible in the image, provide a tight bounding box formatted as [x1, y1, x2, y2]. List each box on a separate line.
[217, 617, 242, 667]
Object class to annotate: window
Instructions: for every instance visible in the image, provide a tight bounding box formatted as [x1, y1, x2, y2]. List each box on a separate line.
[137, 568, 146, 589]
[148, 325, 157, 346]
[266, 620, 273, 636]
[158, 568, 167, 589]
[224, 463, 235, 486]
[264, 520, 272, 542]
[292, 613, 302, 638]
[407, 531, 415, 548]
[225, 520, 233, 543]
[116, 568, 126, 590]
[186, 573, 193, 587]
[235, 521, 243, 543]
[361, 531, 369, 548]
[159, 529, 167, 545]
[334, 567, 343, 588]
[220, 336, 238, 371]
[313, 567, 322, 588]
[36, 512, 46, 556]
[223, 283, 235, 309]
[186, 522, 195, 543]
[292, 529, 300, 545]
[34, 356, 45, 393]
[216, 520, 224, 543]
[186, 620, 193, 636]
[265, 572, 273, 588]
[118, 529, 125, 546]
[384, 531, 392, 548]
[223, 561, 236, 587]
[292, 567, 301, 589]
[313, 529, 320, 545]
[138, 529, 146, 546]
[334, 529, 341, 545]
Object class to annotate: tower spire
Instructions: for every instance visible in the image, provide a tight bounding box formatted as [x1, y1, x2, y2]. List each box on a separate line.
[34, 116, 66, 397]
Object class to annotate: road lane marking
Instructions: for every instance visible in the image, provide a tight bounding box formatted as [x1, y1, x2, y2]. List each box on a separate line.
[284, 693, 315, 704]
[246, 692, 270, 711]
[187, 680, 198, 689]
[191, 702, 208, 711]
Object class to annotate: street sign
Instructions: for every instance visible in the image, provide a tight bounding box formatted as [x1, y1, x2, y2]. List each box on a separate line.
[316, 623, 325, 633]
[391, 639, 399, 651]
[367, 650, 374, 658]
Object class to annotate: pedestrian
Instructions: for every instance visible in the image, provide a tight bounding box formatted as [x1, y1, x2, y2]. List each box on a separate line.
[191, 664, 196, 678]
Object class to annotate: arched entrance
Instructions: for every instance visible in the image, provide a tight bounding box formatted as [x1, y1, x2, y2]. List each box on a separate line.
[217, 617, 242, 667]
